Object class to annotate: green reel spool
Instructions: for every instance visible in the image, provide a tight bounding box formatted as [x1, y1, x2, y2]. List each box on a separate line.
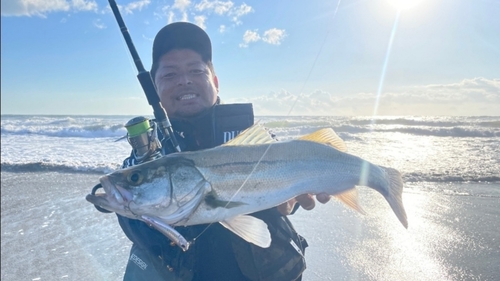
[125, 116, 151, 137]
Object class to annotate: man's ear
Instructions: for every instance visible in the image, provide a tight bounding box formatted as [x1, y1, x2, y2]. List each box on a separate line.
[213, 75, 219, 92]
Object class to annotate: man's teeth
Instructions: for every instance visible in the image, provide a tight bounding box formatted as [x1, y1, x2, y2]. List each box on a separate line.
[179, 94, 196, 100]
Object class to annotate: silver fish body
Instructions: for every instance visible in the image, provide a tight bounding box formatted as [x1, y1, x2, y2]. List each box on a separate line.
[87, 126, 407, 249]
[170, 140, 403, 225]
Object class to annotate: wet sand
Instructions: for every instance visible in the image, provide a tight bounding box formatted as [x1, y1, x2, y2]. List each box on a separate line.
[295, 185, 500, 281]
[1, 172, 499, 281]
[1, 172, 129, 281]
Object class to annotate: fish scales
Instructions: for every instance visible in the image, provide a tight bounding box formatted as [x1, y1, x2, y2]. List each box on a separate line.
[176, 140, 389, 225]
[86, 124, 407, 249]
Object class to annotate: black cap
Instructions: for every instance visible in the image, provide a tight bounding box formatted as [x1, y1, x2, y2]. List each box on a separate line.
[152, 22, 212, 67]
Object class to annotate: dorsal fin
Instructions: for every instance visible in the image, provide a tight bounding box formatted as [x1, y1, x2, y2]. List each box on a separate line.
[223, 123, 276, 146]
[298, 128, 347, 152]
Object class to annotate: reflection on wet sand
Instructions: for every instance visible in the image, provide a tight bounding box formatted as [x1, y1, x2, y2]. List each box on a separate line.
[294, 183, 500, 281]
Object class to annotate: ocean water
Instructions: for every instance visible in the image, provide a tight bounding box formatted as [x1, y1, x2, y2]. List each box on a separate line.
[1, 115, 500, 280]
[2, 114, 499, 184]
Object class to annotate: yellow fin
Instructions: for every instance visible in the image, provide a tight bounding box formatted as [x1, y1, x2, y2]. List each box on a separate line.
[299, 128, 347, 152]
[223, 123, 276, 146]
[334, 188, 366, 214]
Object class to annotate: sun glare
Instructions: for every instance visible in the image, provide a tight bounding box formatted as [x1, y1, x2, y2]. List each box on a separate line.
[386, 0, 425, 10]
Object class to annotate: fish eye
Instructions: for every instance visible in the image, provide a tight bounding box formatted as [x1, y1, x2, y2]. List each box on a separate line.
[127, 171, 144, 186]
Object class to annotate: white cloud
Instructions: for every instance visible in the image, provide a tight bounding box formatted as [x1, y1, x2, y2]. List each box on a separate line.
[262, 28, 286, 45]
[194, 15, 207, 29]
[123, 0, 150, 15]
[229, 2, 252, 24]
[164, 9, 188, 23]
[194, 0, 252, 24]
[195, 0, 233, 15]
[92, 18, 106, 29]
[388, 77, 500, 105]
[167, 10, 175, 23]
[225, 78, 500, 116]
[219, 24, 226, 33]
[1, 0, 70, 17]
[239, 28, 286, 48]
[173, 0, 191, 11]
[231, 2, 252, 16]
[181, 11, 188, 21]
[160, 0, 253, 31]
[71, 0, 97, 12]
[1, 0, 101, 17]
[239, 29, 260, 48]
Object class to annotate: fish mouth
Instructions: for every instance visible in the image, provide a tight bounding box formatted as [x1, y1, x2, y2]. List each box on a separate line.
[85, 190, 119, 214]
[85, 177, 134, 215]
[97, 177, 134, 204]
[85, 192, 109, 207]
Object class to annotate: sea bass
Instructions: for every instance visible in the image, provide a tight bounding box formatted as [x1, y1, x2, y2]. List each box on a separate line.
[86, 124, 407, 251]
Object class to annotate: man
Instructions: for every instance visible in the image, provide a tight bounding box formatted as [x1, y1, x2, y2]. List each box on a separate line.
[118, 22, 331, 281]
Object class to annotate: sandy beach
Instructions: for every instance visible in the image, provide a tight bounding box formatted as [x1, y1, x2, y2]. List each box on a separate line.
[1, 172, 129, 281]
[1, 171, 499, 281]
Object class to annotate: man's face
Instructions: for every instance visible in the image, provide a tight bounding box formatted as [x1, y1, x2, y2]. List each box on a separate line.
[154, 49, 219, 118]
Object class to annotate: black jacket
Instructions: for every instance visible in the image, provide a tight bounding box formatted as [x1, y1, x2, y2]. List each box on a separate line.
[118, 103, 307, 281]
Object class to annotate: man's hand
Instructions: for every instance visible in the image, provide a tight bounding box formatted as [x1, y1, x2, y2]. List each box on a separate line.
[277, 193, 332, 216]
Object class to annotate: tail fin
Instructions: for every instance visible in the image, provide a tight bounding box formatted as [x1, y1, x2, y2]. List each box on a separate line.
[382, 167, 408, 228]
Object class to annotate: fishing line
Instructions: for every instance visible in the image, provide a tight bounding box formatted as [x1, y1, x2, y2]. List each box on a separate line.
[193, 0, 344, 245]
[287, 0, 343, 116]
[194, 0, 344, 244]
[234, 0, 344, 202]
[230, 0, 344, 205]
[193, 0, 344, 244]
[192, 143, 276, 243]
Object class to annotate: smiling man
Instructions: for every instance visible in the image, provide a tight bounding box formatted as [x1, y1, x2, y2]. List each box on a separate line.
[154, 48, 219, 118]
[117, 22, 330, 281]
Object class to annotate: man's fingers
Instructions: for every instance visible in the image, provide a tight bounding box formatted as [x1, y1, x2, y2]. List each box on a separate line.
[316, 193, 332, 204]
[281, 193, 332, 215]
[277, 198, 297, 216]
[296, 194, 315, 210]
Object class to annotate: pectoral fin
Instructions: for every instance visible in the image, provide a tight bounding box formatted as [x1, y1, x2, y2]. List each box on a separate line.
[220, 215, 272, 248]
[334, 188, 366, 215]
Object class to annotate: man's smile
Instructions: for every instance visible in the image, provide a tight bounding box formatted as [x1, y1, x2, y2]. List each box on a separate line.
[177, 93, 198, 101]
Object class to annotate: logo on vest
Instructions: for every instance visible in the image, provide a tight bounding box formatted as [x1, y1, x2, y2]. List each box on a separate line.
[223, 130, 241, 143]
[130, 253, 148, 270]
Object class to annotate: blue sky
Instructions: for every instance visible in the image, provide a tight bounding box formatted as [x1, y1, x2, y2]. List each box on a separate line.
[1, 0, 499, 116]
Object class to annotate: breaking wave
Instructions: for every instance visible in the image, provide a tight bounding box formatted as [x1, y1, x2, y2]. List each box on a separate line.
[332, 125, 500, 137]
[261, 116, 500, 137]
[0, 162, 118, 174]
[403, 173, 500, 183]
[0, 124, 127, 138]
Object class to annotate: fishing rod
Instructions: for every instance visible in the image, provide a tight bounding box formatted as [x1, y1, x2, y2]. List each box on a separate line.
[91, 0, 182, 214]
[108, 0, 180, 153]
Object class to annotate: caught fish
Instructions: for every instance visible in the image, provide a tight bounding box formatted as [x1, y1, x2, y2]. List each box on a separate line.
[86, 124, 407, 251]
